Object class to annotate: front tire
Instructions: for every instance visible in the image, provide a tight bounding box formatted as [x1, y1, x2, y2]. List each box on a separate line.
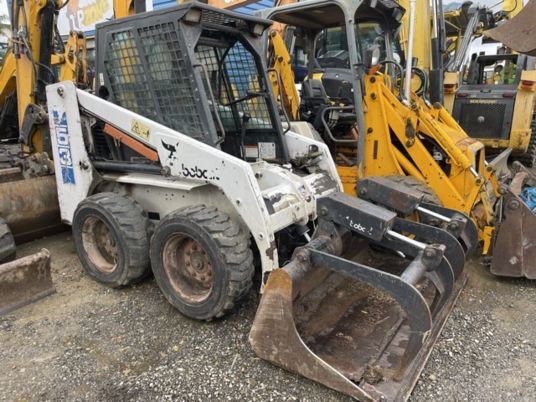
[0, 218, 16, 263]
[150, 205, 254, 321]
[516, 119, 536, 167]
[72, 192, 151, 287]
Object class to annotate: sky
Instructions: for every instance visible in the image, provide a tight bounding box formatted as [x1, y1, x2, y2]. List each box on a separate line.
[0, 0, 8, 43]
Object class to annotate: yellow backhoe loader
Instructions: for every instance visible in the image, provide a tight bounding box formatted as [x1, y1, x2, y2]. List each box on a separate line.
[397, 0, 536, 165]
[0, 0, 143, 313]
[260, 0, 536, 278]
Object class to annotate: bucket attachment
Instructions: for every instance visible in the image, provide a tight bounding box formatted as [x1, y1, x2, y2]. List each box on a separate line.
[0, 174, 63, 243]
[0, 249, 55, 315]
[490, 164, 536, 278]
[250, 193, 466, 401]
[358, 176, 478, 256]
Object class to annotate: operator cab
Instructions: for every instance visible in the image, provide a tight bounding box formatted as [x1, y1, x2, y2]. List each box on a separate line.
[264, 0, 404, 150]
[91, 3, 289, 170]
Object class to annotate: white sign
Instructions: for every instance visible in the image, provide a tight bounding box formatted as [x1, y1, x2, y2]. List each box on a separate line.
[57, 0, 114, 36]
[0, 0, 9, 43]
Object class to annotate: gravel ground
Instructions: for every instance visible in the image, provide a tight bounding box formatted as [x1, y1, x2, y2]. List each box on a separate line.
[1, 233, 535, 401]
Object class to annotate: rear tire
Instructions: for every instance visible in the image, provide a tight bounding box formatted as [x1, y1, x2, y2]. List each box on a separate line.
[72, 192, 151, 288]
[516, 119, 536, 167]
[150, 205, 254, 321]
[0, 218, 16, 263]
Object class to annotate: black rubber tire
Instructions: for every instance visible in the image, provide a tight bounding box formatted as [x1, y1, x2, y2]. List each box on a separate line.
[0, 217, 16, 263]
[150, 205, 254, 321]
[72, 192, 151, 288]
[516, 119, 536, 167]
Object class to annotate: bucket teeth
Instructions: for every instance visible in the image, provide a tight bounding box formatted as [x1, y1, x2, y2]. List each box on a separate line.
[250, 193, 466, 401]
[0, 249, 55, 315]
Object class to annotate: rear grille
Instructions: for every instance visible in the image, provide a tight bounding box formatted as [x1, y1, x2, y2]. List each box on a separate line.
[458, 103, 506, 139]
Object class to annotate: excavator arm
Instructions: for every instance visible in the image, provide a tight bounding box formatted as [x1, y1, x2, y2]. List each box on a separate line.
[0, 0, 88, 151]
[267, 30, 300, 121]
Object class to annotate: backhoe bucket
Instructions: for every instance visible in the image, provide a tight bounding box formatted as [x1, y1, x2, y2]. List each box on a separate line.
[250, 193, 466, 401]
[0, 249, 55, 315]
[490, 167, 536, 278]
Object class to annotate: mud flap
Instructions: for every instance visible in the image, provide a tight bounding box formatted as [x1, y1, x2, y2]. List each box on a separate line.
[490, 170, 536, 278]
[250, 193, 466, 401]
[0, 249, 55, 315]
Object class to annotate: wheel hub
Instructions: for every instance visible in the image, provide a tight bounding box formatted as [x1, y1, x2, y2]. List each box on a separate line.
[81, 215, 118, 273]
[162, 234, 214, 303]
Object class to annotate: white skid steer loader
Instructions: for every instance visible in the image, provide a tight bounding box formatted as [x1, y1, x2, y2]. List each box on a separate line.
[47, 3, 467, 400]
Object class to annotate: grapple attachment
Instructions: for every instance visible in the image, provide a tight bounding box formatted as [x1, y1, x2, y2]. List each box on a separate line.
[0, 249, 55, 315]
[250, 193, 466, 401]
[490, 164, 536, 278]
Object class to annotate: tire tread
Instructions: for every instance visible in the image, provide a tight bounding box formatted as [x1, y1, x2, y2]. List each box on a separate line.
[158, 205, 254, 320]
[74, 192, 150, 287]
[0, 217, 16, 263]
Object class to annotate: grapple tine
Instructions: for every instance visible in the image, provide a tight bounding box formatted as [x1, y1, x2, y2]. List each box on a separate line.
[392, 217, 465, 279]
[419, 203, 478, 256]
[425, 260, 455, 318]
[308, 250, 433, 376]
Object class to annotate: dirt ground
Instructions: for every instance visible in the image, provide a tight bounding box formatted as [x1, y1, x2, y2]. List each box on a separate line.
[1, 232, 535, 402]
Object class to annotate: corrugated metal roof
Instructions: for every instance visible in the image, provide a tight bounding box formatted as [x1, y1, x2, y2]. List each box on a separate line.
[233, 0, 273, 15]
[152, 0, 177, 9]
[152, 0, 273, 15]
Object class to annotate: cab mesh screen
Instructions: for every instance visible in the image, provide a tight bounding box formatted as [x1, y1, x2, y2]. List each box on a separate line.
[103, 23, 206, 141]
[194, 41, 273, 132]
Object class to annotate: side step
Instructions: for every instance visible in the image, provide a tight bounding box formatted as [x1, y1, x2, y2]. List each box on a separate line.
[0, 249, 55, 315]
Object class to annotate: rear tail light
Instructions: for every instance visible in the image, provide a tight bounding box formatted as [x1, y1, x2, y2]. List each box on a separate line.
[444, 83, 457, 94]
[520, 80, 535, 90]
